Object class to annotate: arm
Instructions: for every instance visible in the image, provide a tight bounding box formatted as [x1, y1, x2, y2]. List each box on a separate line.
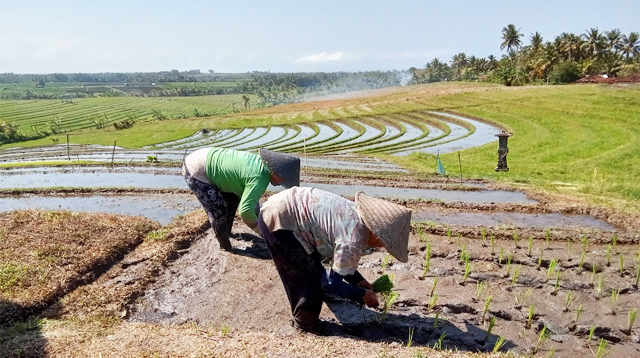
[238, 177, 269, 230]
[321, 269, 378, 307]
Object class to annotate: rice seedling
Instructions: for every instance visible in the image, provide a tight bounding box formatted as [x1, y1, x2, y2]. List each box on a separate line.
[546, 258, 558, 281]
[499, 247, 504, 264]
[372, 274, 394, 294]
[481, 227, 486, 246]
[417, 226, 426, 246]
[406, 327, 414, 347]
[635, 264, 640, 287]
[610, 289, 619, 314]
[430, 277, 438, 297]
[485, 316, 497, 340]
[482, 295, 493, 323]
[578, 250, 586, 272]
[591, 264, 597, 284]
[546, 347, 557, 358]
[538, 247, 544, 267]
[512, 230, 519, 249]
[526, 304, 535, 329]
[446, 229, 452, 243]
[432, 312, 440, 329]
[381, 254, 390, 271]
[492, 336, 506, 353]
[490, 234, 496, 254]
[534, 326, 549, 354]
[605, 244, 612, 267]
[515, 287, 532, 306]
[581, 235, 588, 252]
[596, 273, 604, 299]
[527, 236, 533, 257]
[434, 332, 446, 350]
[511, 265, 521, 286]
[456, 233, 462, 249]
[552, 273, 560, 299]
[563, 292, 574, 312]
[575, 303, 584, 323]
[382, 291, 399, 321]
[612, 233, 617, 253]
[459, 243, 468, 262]
[220, 324, 232, 337]
[545, 228, 550, 248]
[587, 325, 596, 346]
[595, 338, 609, 358]
[506, 254, 513, 277]
[476, 281, 487, 301]
[462, 257, 471, 284]
[627, 308, 638, 334]
[428, 293, 439, 311]
[423, 242, 431, 276]
[619, 254, 624, 275]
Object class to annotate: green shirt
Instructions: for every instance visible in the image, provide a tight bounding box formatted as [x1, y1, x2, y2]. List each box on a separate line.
[204, 147, 270, 228]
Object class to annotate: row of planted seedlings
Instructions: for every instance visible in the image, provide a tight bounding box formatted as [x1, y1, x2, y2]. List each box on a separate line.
[411, 223, 640, 356]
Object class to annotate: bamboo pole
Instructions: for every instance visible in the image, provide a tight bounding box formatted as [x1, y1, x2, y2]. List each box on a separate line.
[458, 151, 462, 184]
[111, 140, 116, 165]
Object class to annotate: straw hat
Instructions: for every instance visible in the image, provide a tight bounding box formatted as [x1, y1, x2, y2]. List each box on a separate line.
[355, 192, 411, 262]
[259, 148, 301, 188]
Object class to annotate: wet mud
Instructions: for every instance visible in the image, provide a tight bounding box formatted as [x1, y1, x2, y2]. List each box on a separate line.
[129, 212, 640, 357]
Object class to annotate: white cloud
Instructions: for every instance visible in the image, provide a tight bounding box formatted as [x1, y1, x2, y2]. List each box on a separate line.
[295, 51, 362, 64]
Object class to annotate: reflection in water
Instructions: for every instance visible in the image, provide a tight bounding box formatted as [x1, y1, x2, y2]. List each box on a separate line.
[0, 193, 613, 231]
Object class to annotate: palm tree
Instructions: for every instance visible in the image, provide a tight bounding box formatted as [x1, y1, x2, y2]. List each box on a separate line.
[620, 32, 640, 61]
[451, 53, 469, 80]
[557, 33, 582, 61]
[501, 24, 523, 52]
[605, 29, 622, 54]
[530, 32, 544, 53]
[241, 95, 250, 110]
[581, 28, 606, 59]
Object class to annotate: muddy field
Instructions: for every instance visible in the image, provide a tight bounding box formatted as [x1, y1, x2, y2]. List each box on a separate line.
[119, 175, 640, 358]
[2, 169, 639, 357]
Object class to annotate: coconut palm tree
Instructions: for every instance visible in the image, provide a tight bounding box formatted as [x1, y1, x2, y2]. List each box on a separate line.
[620, 32, 640, 61]
[530, 32, 544, 53]
[581, 28, 606, 59]
[557, 33, 582, 61]
[501, 24, 523, 52]
[451, 53, 469, 80]
[605, 29, 623, 54]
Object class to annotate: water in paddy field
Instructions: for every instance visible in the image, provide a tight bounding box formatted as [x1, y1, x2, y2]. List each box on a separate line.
[0, 169, 534, 204]
[412, 210, 615, 231]
[0, 193, 199, 225]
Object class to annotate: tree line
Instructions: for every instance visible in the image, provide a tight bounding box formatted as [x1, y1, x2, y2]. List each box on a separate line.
[412, 26, 640, 86]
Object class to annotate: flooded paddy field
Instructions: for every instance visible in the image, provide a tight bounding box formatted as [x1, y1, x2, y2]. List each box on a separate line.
[2, 107, 639, 358]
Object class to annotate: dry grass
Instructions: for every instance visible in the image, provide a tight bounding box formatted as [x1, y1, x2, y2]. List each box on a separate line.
[35, 320, 506, 358]
[0, 209, 159, 324]
[43, 211, 210, 321]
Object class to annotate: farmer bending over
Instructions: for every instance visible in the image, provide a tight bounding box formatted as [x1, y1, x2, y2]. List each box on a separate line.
[182, 147, 300, 251]
[258, 187, 411, 331]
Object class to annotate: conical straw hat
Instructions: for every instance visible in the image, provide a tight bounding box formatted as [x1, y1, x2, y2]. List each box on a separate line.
[259, 148, 301, 188]
[355, 191, 411, 262]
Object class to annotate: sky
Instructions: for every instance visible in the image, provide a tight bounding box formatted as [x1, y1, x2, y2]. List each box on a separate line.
[1, 0, 638, 74]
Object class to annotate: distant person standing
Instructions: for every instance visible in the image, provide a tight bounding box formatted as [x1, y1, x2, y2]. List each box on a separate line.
[182, 147, 300, 251]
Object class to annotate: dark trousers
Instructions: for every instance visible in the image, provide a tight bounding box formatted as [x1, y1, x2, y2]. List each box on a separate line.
[183, 163, 239, 250]
[258, 215, 324, 330]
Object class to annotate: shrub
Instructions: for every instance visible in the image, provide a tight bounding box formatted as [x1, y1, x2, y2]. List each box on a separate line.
[549, 61, 580, 84]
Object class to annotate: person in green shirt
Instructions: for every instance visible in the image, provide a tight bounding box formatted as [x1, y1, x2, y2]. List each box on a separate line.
[182, 147, 300, 251]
